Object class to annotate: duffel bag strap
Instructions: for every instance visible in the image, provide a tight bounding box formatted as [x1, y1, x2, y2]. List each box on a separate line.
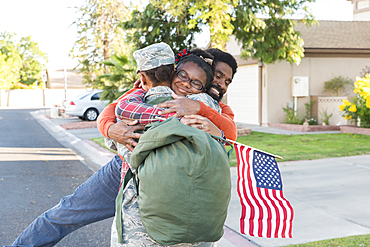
[115, 168, 134, 244]
[211, 133, 234, 158]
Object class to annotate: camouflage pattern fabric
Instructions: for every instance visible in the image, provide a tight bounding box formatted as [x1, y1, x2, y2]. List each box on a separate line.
[188, 93, 221, 114]
[134, 42, 175, 72]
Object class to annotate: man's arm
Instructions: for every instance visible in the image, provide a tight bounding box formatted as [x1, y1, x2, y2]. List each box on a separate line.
[198, 101, 237, 141]
[97, 87, 144, 151]
[157, 98, 237, 141]
[115, 89, 176, 125]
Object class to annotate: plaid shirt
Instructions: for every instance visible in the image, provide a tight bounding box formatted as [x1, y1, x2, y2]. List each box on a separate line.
[115, 87, 176, 125]
[115, 86, 221, 125]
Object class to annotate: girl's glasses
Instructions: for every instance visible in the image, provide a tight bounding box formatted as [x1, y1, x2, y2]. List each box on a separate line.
[176, 69, 204, 91]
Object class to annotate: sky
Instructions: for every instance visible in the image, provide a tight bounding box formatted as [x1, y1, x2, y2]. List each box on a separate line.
[0, 0, 353, 67]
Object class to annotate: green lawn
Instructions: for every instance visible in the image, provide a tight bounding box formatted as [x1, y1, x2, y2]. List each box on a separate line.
[286, 234, 370, 247]
[226, 132, 370, 166]
[90, 137, 117, 154]
[91, 132, 370, 167]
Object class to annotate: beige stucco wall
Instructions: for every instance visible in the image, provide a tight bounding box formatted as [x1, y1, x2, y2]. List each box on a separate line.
[354, 11, 370, 20]
[317, 97, 349, 125]
[265, 57, 369, 124]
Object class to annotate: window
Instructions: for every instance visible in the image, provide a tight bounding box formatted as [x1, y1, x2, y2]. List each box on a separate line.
[357, 0, 370, 9]
[91, 92, 101, 100]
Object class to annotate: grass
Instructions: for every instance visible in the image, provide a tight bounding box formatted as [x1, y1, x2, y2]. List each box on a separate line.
[90, 137, 117, 154]
[91, 132, 370, 167]
[286, 234, 370, 247]
[226, 132, 370, 166]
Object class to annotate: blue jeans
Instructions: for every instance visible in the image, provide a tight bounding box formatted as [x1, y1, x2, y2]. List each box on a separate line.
[6, 155, 122, 247]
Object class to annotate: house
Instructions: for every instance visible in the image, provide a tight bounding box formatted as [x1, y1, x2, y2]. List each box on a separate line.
[351, 0, 370, 20]
[226, 7, 370, 126]
[45, 66, 85, 89]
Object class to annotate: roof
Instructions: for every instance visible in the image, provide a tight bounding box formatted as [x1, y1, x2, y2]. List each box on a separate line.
[295, 20, 370, 50]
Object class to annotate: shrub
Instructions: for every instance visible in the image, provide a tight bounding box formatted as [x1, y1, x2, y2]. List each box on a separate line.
[307, 117, 317, 125]
[323, 75, 353, 96]
[282, 104, 304, 125]
[304, 100, 317, 125]
[339, 74, 370, 128]
[320, 109, 333, 125]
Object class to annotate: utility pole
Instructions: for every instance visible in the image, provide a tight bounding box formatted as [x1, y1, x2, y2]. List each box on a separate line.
[64, 67, 67, 99]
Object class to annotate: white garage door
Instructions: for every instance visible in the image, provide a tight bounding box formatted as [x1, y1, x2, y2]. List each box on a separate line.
[227, 64, 259, 124]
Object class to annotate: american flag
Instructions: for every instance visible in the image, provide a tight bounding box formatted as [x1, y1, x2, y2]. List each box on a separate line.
[234, 143, 294, 238]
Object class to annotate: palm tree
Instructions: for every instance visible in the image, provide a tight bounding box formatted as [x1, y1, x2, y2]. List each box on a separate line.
[98, 54, 139, 103]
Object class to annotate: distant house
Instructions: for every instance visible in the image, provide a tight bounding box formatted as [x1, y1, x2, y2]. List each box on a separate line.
[45, 66, 86, 89]
[351, 0, 370, 20]
[226, 18, 370, 126]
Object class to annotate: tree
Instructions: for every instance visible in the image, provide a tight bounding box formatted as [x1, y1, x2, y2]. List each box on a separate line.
[233, 0, 316, 65]
[121, 3, 201, 53]
[99, 2, 202, 101]
[152, 0, 316, 64]
[0, 32, 47, 89]
[152, 0, 237, 50]
[323, 75, 353, 96]
[98, 54, 138, 103]
[70, 0, 130, 87]
[18, 36, 48, 86]
[0, 33, 22, 89]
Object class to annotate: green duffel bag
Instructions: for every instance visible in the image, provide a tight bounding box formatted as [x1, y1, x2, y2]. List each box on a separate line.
[129, 117, 232, 246]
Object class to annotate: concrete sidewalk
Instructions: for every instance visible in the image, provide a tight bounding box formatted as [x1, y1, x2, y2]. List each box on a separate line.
[32, 111, 370, 247]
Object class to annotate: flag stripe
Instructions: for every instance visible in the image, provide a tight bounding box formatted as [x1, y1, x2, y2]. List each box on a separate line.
[236, 144, 247, 234]
[268, 189, 282, 238]
[246, 147, 265, 237]
[236, 145, 256, 236]
[235, 143, 294, 238]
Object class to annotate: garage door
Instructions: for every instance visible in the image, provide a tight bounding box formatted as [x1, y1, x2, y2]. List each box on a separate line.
[227, 64, 259, 124]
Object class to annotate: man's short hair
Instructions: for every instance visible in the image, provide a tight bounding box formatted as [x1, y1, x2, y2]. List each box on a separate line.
[206, 48, 238, 79]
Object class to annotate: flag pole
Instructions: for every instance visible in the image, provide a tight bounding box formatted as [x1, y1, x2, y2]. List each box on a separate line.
[227, 139, 283, 160]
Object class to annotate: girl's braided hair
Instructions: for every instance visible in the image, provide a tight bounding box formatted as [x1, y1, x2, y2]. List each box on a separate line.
[175, 48, 215, 86]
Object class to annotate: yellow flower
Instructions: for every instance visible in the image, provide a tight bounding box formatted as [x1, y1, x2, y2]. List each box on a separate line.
[342, 99, 351, 106]
[348, 104, 357, 112]
[339, 104, 345, 111]
[344, 115, 352, 120]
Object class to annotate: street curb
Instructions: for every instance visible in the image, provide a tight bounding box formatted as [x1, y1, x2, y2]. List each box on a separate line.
[30, 110, 113, 171]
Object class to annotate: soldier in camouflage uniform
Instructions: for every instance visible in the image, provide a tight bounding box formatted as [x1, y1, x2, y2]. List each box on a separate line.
[110, 43, 219, 246]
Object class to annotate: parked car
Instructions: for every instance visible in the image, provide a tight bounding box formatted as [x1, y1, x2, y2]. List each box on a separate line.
[63, 89, 109, 121]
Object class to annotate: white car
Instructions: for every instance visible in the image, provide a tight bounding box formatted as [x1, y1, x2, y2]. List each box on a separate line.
[63, 89, 110, 121]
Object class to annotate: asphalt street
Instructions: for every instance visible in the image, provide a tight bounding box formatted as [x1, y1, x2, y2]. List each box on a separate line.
[0, 109, 112, 247]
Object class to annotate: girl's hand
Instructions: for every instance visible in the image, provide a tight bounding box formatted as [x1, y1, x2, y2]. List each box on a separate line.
[157, 93, 201, 118]
[180, 114, 222, 137]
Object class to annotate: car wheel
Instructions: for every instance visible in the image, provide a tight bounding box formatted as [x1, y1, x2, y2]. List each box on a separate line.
[84, 108, 98, 121]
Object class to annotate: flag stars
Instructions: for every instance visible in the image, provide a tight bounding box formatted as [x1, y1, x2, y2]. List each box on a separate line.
[253, 150, 282, 190]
